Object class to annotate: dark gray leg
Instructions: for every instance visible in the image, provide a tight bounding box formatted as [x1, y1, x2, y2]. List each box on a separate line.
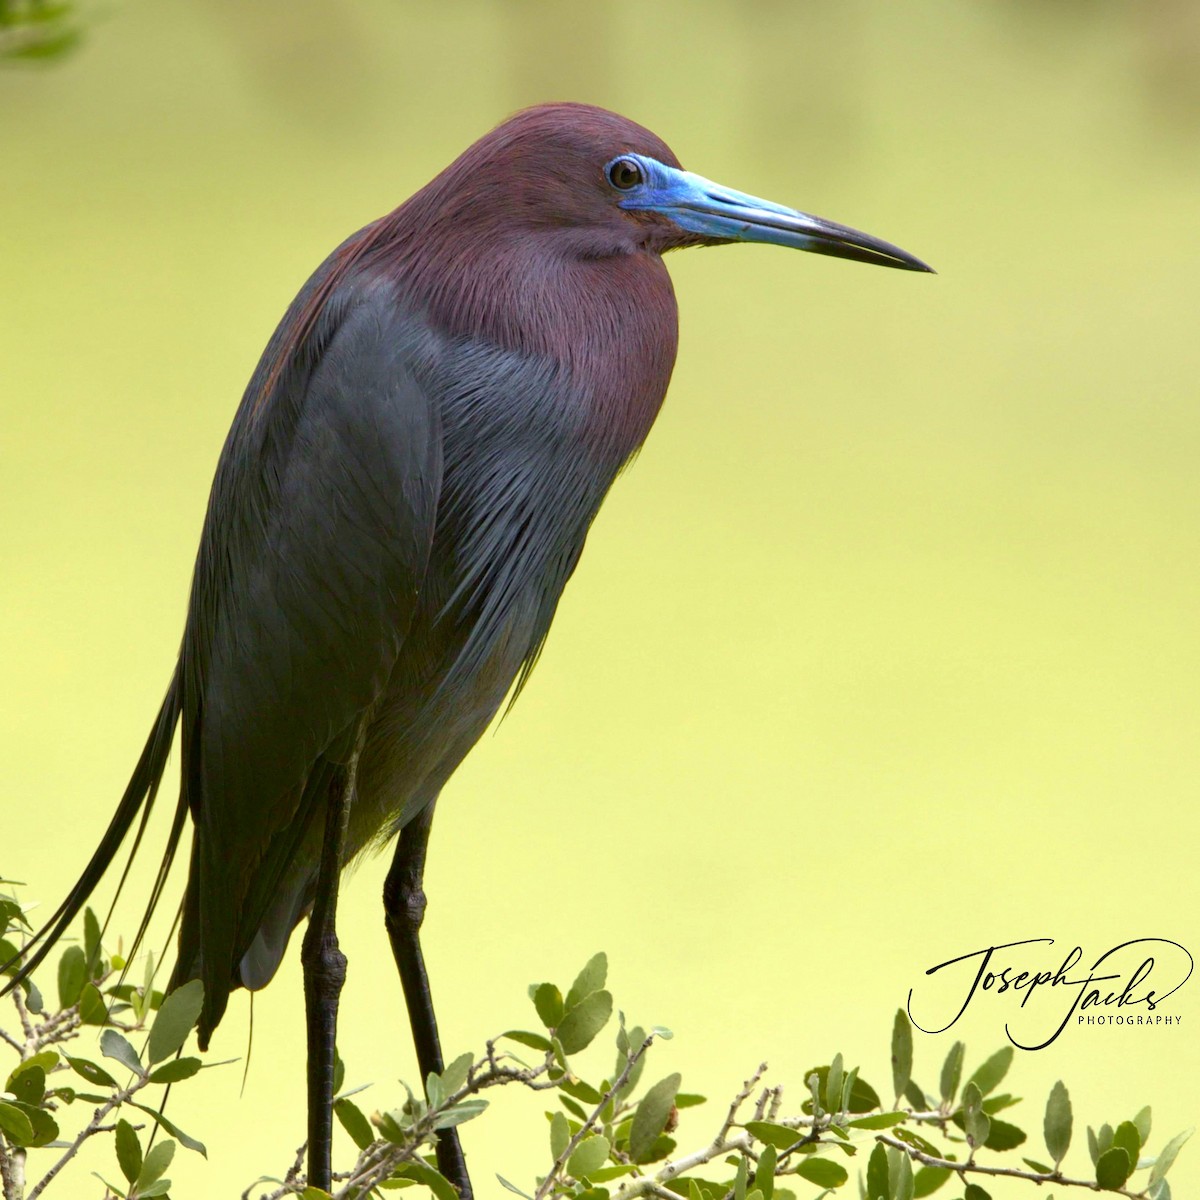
[383, 802, 473, 1199]
[302, 762, 354, 1193]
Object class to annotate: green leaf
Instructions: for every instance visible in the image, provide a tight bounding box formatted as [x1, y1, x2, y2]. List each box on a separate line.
[1112, 1120, 1140, 1166]
[334, 1097, 374, 1150]
[912, 1166, 952, 1197]
[745, 1121, 803, 1152]
[24, 977, 44, 1016]
[754, 1144, 776, 1200]
[951, 1106, 1024, 1151]
[805, 1065, 882, 1114]
[11, 1102, 57, 1148]
[892, 1010, 913, 1104]
[57, 944, 86, 1008]
[867, 1142, 890, 1200]
[0, 1100, 35, 1146]
[565, 952, 608, 1010]
[126, 1098, 207, 1156]
[84, 906, 103, 977]
[1150, 1128, 1193, 1186]
[8, 1048, 57, 1091]
[559, 1076, 604, 1104]
[847, 1112, 908, 1130]
[965, 1047, 1013, 1098]
[392, 1162, 459, 1200]
[137, 1182, 173, 1199]
[1133, 1106, 1152, 1147]
[5, 1063, 45, 1105]
[1022, 1158, 1053, 1174]
[615, 1023, 647, 1098]
[66, 1054, 118, 1087]
[904, 1079, 927, 1111]
[630, 1072, 680, 1163]
[982, 1117, 1026, 1151]
[889, 1149, 914, 1200]
[501, 1029, 552, 1052]
[79, 983, 108, 1025]
[825, 1053, 844, 1116]
[149, 1056, 202, 1084]
[0, 898, 29, 937]
[795, 1156, 848, 1188]
[115, 1118, 142, 1184]
[938, 1041, 964, 1107]
[497, 1175, 535, 1199]
[963, 1186, 992, 1200]
[961, 1082, 989, 1151]
[432, 1097, 487, 1128]
[589, 1163, 635, 1182]
[555, 989, 613, 1054]
[567, 1134, 611, 1179]
[101, 1028, 143, 1075]
[893, 1128, 942, 1158]
[530, 982, 565, 1029]
[550, 1110, 571, 1160]
[137, 1138, 175, 1190]
[439, 1051, 473, 1097]
[1096, 1146, 1132, 1190]
[147, 979, 204, 1064]
[0, 937, 20, 978]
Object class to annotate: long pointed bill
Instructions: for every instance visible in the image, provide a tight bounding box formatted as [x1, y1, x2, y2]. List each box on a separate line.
[617, 156, 934, 273]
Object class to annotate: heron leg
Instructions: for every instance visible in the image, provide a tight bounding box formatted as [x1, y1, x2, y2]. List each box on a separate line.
[383, 802, 473, 1199]
[301, 760, 354, 1192]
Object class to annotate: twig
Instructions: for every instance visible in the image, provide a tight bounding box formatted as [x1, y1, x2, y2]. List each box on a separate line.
[717, 1063, 767, 1144]
[534, 1033, 656, 1200]
[0, 1137, 25, 1200]
[11, 988, 34, 1044]
[27, 1078, 144, 1200]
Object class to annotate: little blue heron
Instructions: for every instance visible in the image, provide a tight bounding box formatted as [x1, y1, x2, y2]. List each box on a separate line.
[6, 103, 931, 1195]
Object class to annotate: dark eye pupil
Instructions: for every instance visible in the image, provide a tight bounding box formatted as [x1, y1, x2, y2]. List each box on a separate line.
[609, 158, 643, 190]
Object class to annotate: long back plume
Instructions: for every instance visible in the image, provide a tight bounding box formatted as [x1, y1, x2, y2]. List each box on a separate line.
[1, 671, 184, 991]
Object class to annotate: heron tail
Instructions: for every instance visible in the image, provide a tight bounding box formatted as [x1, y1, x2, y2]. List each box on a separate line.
[1, 669, 185, 994]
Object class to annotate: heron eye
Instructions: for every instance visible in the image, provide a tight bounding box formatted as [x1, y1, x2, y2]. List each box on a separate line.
[607, 157, 644, 191]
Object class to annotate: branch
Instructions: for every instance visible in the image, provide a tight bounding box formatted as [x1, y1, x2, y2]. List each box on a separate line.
[877, 1132, 1147, 1199]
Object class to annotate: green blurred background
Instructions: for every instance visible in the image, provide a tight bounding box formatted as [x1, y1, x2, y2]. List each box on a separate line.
[2, 1, 1197, 1195]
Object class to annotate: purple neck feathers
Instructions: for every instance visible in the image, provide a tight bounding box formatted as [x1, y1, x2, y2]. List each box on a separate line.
[267, 105, 687, 461]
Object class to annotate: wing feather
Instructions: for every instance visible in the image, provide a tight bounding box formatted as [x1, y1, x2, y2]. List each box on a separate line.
[172, 279, 442, 1041]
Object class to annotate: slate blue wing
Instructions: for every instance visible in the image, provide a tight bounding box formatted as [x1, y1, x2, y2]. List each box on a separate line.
[173, 274, 443, 1040]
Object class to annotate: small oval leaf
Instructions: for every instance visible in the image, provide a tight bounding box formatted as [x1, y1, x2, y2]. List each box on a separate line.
[147, 979, 205, 1064]
[555, 990, 612, 1055]
[567, 1133, 610, 1179]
